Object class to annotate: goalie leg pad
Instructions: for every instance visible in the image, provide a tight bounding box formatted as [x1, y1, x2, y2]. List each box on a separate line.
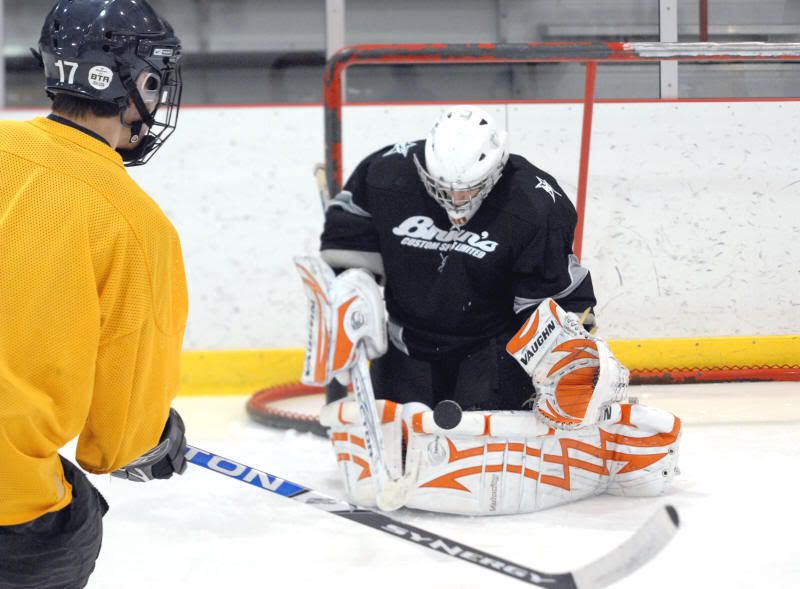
[403, 426, 610, 515]
[320, 400, 681, 514]
[604, 404, 683, 497]
[320, 398, 410, 507]
[402, 403, 681, 515]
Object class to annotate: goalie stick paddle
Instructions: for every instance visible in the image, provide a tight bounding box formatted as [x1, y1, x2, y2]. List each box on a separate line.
[186, 444, 679, 589]
[349, 343, 413, 511]
[314, 163, 331, 210]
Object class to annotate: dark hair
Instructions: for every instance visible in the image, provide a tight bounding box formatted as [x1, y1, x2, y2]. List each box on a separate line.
[51, 94, 120, 119]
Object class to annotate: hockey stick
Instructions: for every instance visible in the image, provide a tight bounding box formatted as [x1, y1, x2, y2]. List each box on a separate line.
[349, 343, 416, 511]
[349, 346, 391, 489]
[314, 163, 331, 210]
[186, 444, 679, 589]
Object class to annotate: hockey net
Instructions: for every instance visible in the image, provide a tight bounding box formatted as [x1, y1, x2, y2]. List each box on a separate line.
[249, 42, 800, 433]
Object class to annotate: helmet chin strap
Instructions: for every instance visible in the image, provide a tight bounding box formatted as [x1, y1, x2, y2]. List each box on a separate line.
[117, 97, 157, 164]
[121, 92, 156, 144]
[117, 94, 157, 164]
[127, 120, 144, 145]
[117, 60, 158, 148]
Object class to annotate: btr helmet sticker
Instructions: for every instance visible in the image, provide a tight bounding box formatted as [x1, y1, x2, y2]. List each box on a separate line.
[88, 66, 113, 90]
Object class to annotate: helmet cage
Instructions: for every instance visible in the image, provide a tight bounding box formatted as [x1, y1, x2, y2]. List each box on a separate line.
[118, 48, 183, 166]
[413, 152, 507, 223]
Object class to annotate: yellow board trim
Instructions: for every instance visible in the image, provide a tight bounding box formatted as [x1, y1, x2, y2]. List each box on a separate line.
[180, 349, 304, 396]
[609, 335, 800, 371]
[179, 335, 800, 396]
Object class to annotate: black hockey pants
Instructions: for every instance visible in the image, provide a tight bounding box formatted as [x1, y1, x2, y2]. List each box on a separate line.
[370, 331, 537, 410]
[0, 457, 108, 589]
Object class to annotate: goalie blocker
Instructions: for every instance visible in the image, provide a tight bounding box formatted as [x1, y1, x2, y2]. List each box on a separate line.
[295, 256, 387, 387]
[296, 256, 418, 511]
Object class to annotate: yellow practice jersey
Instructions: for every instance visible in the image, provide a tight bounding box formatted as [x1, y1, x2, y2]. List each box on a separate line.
[0, 117, 188, 525]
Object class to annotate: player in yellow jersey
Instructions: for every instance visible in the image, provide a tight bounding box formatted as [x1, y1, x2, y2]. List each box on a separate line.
[0, 1, 188, 586]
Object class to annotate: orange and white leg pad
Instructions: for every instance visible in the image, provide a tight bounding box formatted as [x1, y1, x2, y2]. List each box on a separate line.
[322, 399, 681, 514]
[507, 298, 629, 430]
[320, 398, 428, 507]
[295, 256, 387, 386]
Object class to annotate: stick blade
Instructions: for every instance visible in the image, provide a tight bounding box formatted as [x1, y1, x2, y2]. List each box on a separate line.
[571, 504, 680, 589]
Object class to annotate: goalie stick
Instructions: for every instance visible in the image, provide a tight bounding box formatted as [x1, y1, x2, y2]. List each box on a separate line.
[349, 342, 416, 511]
[186, 444, 679, 589]
[314, 162, 331, 210]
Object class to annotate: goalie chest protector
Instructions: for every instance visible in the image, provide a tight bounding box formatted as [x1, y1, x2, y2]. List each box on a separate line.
[321, 141, 595, 358]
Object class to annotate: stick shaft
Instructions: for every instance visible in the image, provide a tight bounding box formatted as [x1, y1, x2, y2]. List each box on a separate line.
[185, 444, 575, 588]
[350, 346, 391, 487]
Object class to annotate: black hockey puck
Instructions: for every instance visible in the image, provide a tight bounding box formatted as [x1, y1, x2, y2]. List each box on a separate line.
[433, 400, 463, 430]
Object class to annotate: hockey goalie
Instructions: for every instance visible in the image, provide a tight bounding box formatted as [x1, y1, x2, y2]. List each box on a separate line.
[298, 105, 680, 514]
[296, 256, 681, 515]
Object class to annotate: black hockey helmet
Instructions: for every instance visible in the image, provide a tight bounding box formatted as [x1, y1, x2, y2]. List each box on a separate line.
[36, 0, 183, 166]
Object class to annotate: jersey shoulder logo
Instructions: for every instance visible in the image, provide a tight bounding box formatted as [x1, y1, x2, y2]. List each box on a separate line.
[535, 176, 561, 202]
[383, 141, 417, 158]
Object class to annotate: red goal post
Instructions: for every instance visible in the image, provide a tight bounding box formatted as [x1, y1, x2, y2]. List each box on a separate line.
[321, 42, 800, 383]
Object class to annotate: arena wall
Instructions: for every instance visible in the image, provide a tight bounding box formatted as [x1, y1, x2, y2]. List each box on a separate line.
[4, 102, 798, 389]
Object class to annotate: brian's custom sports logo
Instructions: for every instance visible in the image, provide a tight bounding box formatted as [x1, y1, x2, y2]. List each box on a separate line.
[392, 216, 498, 259]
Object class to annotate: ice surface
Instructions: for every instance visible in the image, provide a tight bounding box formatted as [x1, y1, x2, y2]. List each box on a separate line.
[75, 382, 800, 588]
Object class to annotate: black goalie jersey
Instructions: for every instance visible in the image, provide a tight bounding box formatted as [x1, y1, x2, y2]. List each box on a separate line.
[320, 140, 596, 360]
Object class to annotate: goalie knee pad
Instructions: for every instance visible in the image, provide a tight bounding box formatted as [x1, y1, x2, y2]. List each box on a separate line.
[507, 298, 629, 429]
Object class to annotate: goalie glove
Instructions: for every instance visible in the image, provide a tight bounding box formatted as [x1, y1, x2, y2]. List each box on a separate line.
[506, 299, 629, 429]
[111, 409, 188, 482]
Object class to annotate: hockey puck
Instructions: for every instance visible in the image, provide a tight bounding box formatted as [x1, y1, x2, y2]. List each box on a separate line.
[433, 400, 463, 430]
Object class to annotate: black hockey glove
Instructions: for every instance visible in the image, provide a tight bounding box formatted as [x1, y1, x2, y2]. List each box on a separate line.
[111, 409, 188, 482]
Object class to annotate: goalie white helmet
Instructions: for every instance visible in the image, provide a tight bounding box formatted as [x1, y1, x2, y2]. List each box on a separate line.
[414, 106, 509, 224]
